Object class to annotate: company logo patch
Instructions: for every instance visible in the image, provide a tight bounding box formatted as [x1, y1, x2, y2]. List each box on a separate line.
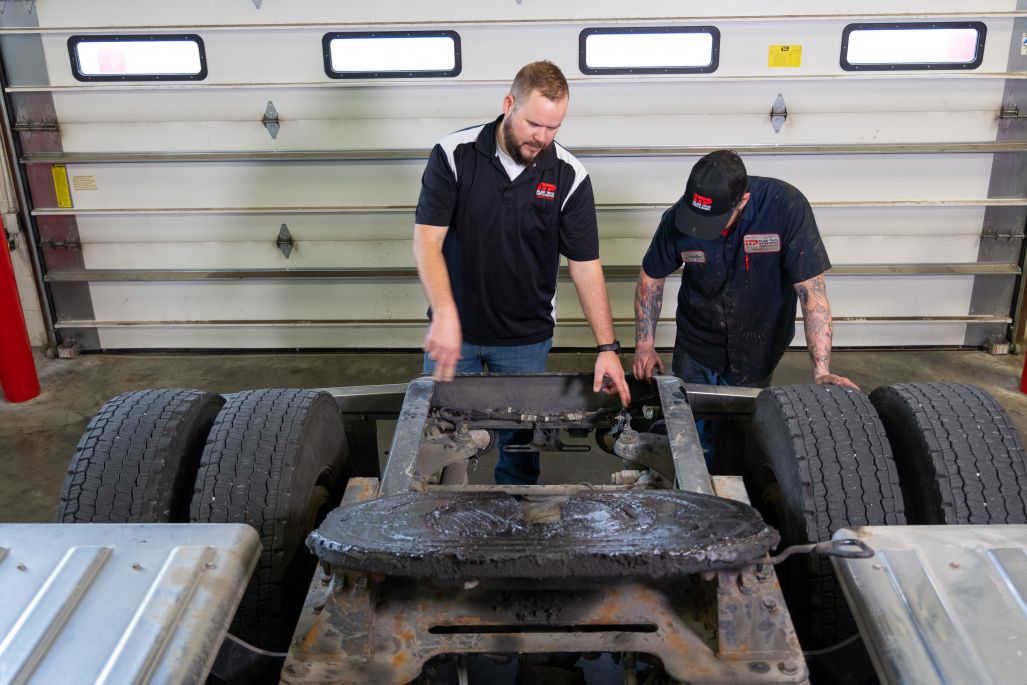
[681, 250, 706, 264]
[536, 182, 556, 201]
[743, 234, 781, 254]
[691, 193, 713, 212]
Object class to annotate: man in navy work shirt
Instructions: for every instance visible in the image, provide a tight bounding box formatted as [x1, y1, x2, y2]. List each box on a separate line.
[414, 60, 630, 486]
[632, 150, 857, 460]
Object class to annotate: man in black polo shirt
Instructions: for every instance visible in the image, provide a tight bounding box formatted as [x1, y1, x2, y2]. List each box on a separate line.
[632, 150, 856, 461]
[414, 60, 629, 486]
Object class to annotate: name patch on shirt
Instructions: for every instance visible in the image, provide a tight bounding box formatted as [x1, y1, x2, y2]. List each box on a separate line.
[743, 234, 781, 254]
[681, 250, 706, 264]
[535, 182, 556, 201]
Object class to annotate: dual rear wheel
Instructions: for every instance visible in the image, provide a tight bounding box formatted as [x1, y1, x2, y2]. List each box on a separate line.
[744, 381, 1027, 651]
[57, 388, 350, 651]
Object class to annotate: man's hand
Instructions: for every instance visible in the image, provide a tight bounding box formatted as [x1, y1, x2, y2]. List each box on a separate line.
[632, 344, 665, 382]
[815, 373, 859, 390]
[594, 351, 631, 407]
[423, 312, 462, 381]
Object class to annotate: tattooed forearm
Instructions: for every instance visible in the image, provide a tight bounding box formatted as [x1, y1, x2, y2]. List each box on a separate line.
[796, 275, 833, 377]
[795, 284, 810, 308]
[635, 272, 665, 345]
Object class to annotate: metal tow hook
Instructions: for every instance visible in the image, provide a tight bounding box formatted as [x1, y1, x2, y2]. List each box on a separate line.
[765, 538, 874, 565]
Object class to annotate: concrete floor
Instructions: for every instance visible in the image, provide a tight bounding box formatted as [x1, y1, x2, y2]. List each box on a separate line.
[3, 347, 1027, 523]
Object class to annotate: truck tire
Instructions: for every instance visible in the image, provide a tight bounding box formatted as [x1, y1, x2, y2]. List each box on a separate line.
[190, 389, 349, 651]
[57, 389, 224, 523]
[744, 385, 905, 648]
[869, 382, 1027, 524]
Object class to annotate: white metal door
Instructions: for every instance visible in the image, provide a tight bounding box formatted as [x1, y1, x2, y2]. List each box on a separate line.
[1, 1, 1024, 350]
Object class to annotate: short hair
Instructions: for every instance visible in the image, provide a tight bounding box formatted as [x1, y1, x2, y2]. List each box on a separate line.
[510, 61, 568, 103]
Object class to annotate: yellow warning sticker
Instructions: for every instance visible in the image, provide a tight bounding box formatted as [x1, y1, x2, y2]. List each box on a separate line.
[768, 45, 802, 68]
[51, 164, 72, 208]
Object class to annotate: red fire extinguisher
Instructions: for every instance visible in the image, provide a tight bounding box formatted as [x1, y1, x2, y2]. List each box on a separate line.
[0, 214, 41, 402]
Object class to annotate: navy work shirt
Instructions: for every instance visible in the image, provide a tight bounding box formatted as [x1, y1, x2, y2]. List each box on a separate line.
[415, 115, 599, 346]
[641, 176, 831, 385]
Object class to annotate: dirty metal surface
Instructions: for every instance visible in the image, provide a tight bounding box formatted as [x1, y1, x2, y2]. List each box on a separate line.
[833, 525, 1027, 685]
[309, 490, 778, 579]
[656, 375, 715, 494]
[0, 523, 260, 685]
[283, 577, 807, 685]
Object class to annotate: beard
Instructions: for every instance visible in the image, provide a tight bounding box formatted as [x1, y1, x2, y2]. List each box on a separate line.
[502, 116, 548, 166]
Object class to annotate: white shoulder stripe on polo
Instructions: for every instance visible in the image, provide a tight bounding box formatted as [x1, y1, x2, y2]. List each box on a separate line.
[438, 125, 484, 182]
[554, 143, 590, 210]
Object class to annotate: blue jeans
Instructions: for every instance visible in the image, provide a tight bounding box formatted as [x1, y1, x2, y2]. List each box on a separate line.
[672, 350, 772, 468]
[424, 339, 552, 484]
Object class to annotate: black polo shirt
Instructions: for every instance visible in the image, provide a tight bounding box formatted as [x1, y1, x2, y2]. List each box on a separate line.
[415, 115, 599, 346]
[641, 176, 831, 385]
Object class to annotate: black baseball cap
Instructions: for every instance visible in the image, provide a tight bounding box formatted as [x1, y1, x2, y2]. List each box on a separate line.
[674, 150, 749, 240]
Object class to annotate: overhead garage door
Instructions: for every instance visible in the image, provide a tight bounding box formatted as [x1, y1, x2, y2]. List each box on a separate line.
[1, 1, 1025, 350]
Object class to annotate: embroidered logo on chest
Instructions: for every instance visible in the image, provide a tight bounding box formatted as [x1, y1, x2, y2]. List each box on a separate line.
[743, 234, 781, 254]
[681, 250, 706, 264]
[535, 182, 556, 200]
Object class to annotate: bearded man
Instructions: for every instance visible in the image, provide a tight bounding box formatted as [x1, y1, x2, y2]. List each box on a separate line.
[413, 60, 629, 485]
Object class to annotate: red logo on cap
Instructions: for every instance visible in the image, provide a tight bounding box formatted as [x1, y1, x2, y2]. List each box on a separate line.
[691, 193, 713, 211]
[536, 182, 556, 200]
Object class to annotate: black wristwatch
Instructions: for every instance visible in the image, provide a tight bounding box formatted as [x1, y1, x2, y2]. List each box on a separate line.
[596, 340, 621, 354]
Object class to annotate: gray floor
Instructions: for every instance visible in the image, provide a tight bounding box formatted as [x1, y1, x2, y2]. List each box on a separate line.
[3, 347, 1027, 523]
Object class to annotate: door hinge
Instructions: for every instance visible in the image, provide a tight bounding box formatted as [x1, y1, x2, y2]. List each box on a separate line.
[276, 223, 293, 258]
[770, 94, 788, 133]
[13, 121, 59, 132]
[999, 105, 1027, 119]
[262, 100, 280, 140]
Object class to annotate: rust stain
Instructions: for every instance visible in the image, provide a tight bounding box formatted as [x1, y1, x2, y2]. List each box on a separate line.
[391, 653, 408, 667]
[449, 615, 482, 626]
[399, 630, 414, 642]
[301, 623, 321, 650]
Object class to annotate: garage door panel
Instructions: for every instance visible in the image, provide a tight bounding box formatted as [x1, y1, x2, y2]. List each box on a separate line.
[57, 162, 424, 210]
[94, 324, 430, 350]
[79, 233, 994, 278]
[51, 79, 1005, 127]
[81, 240, 417, 270]
[35, 1, 1016, 29]
[588, 155, 999, 205]
[75, 214, 413, 243]
[793, 323, 971, 347]
[596, 276, 976, 320]
[588, 235, 983, 267]
[71, 206, 992, 248]
[88, 282, 429, 320]
[55, 110, 1006, 153]
[598, 206, 993, 242]
[821, 236, 982, 264]
[52, 155, 1005, 212]
[567, 112, 1002, 148]
[34, 19, 1015, 88]
[824, 276, 975, 316]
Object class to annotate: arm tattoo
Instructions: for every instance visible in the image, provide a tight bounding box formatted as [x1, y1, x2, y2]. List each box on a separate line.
[635, 277, 665, 344]
[796, 275, 833, 377]
[795, 284, 810, 308]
